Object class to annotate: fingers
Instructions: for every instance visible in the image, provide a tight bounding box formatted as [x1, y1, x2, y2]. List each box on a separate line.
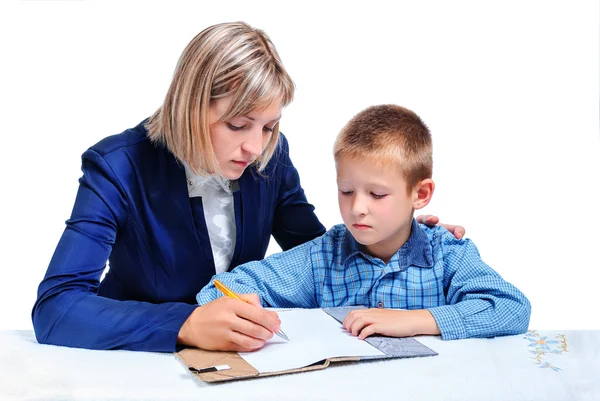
[226, 300, 281, 350]
[357, 325, 377, 340]
[415, 214, 439, 226]
[342, 311, 355, 331]
[439, 223, 465, 239]
[416, 214, 466, 239]
[189, 298, 281, 351]
[343, 310, 371, 336]
[453, 226, 465, 239]
[239, 293, 262, 307]
[234, 300, 281, 335]
[343, 310, 379, 339]
[225, 331, 268, 352]
[229, 311, 274, 341]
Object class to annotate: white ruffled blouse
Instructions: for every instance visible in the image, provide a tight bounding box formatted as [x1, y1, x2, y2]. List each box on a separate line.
[183, 163, 236, 274]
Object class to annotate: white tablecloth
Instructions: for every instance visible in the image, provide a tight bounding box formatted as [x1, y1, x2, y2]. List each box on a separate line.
[1, 330, 598, 401]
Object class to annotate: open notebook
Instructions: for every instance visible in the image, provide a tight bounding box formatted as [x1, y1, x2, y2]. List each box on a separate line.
[177, 306, 437, 382]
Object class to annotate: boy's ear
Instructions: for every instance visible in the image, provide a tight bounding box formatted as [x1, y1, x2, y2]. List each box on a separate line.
[413, 179, 435, 210]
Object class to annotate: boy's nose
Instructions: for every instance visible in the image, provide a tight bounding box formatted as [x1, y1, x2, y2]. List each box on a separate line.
[350, 196, 368, 216]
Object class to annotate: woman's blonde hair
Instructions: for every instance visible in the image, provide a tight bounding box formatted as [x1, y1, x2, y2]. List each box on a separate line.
[146, 22, 294, 176]
[334, 105, 432, 192]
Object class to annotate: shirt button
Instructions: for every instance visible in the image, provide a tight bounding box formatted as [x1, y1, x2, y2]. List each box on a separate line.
[377, 301, 384, 308]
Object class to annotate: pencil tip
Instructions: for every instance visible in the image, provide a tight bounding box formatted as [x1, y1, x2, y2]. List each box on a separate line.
[276, 330, 290, 341]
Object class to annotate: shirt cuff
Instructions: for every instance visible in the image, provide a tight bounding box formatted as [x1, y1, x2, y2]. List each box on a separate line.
[427, 305, 469, 340]
[196, 286, 221, 305]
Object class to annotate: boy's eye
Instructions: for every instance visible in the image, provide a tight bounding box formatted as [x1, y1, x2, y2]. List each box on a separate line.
[371, 193, 387, 199]
[227, 123, 244, 131]
[339, 190, 353, 196]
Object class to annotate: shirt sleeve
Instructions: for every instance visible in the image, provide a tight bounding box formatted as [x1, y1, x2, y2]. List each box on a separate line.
[427, 231, 531, 340]
[271, 134, 326, 251]
[31, 149, 196, 352]
[196, 239, 319, 308]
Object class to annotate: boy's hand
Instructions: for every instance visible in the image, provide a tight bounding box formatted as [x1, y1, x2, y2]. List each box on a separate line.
[416, 214, 465, 239]
[342, 309, 440, 340]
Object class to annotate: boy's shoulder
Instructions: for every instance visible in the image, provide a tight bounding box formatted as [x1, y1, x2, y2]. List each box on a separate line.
[417, 223, 482, 263]
[413, 223, 454, 243]
[318, 224, 350, 245]
[418, 223, 465, 244]
[416, 223, 478, 258]
[314, 223, 463, 251]
[305, 224, 355, 257]
[316, 223, 469, 247]
[324, 223, 348, 237]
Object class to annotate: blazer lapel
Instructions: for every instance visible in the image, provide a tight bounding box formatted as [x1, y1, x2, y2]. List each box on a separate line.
[228, 168, 267, 271]
[149, 145, 212, 267]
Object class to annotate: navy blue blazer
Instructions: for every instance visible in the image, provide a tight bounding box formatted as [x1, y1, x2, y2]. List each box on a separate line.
[32, 121, 325, 352]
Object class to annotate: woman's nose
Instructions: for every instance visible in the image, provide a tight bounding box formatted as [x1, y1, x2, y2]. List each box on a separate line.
[241, 129, 263, 157]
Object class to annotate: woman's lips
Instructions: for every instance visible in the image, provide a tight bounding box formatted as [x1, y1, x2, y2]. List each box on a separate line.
[232, 160, 250, 168]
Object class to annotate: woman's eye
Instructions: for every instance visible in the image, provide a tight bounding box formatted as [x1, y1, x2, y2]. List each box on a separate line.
[227, 123, 244, 131]
[371, 193, 387, 199]
[263, 126, 275, 133]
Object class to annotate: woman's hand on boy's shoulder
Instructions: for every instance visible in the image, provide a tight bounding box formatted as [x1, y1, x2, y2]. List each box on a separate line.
[342, 308, 441, 340]
[416, 214, 465, 239]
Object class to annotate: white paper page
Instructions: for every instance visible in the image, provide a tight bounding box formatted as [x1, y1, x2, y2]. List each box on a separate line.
[239, 309, 384, 373]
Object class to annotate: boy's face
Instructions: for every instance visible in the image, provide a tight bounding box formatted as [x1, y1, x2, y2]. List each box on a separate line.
[336, 155, 417, 261]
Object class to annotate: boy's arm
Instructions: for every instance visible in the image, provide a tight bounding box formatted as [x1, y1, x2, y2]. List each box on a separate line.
[427, 231, 531, 340]
[196, 240, 318, 308]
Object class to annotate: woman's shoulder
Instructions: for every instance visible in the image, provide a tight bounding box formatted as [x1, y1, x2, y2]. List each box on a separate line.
[80, 120, 180, 187]
[88, 120, 153, 157]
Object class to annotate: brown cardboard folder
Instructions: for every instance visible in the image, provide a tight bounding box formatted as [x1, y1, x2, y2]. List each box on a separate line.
[176, 306, 437, 382]
[177, 347, 361, 383]
[176, 308, 437, 383]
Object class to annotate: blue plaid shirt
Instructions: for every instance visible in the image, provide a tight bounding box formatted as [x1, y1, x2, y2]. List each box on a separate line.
[196, 219, 531, 340]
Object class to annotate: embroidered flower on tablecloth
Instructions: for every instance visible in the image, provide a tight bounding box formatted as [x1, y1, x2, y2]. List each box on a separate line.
[525, 335, 560, 351]
[539, 361, 562, 372]
[523, 330, 567, 372]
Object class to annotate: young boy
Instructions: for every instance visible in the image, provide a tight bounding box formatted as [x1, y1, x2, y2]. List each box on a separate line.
[196, 105, 531, 341]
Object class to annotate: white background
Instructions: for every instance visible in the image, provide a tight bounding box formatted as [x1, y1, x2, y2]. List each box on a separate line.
[1, 0, 598, 331]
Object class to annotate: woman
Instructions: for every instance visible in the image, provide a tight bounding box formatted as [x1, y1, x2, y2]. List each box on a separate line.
[32, 22, 464, 353]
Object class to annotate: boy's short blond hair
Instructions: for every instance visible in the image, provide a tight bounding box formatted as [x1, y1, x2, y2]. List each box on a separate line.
[334, 105, 432, 191]
[146, 22, 294, 176]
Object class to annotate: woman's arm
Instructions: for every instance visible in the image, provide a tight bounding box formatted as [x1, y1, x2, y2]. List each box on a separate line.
[32, 149, 196, 352]
[271, 134, 326, 250]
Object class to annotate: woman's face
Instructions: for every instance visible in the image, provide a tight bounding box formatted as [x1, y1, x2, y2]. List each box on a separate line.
[209, 95, 282, 180]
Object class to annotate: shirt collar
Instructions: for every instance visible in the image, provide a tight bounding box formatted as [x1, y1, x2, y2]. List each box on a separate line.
[182, 162, 233, 196]
[341, 218, 434, 268]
